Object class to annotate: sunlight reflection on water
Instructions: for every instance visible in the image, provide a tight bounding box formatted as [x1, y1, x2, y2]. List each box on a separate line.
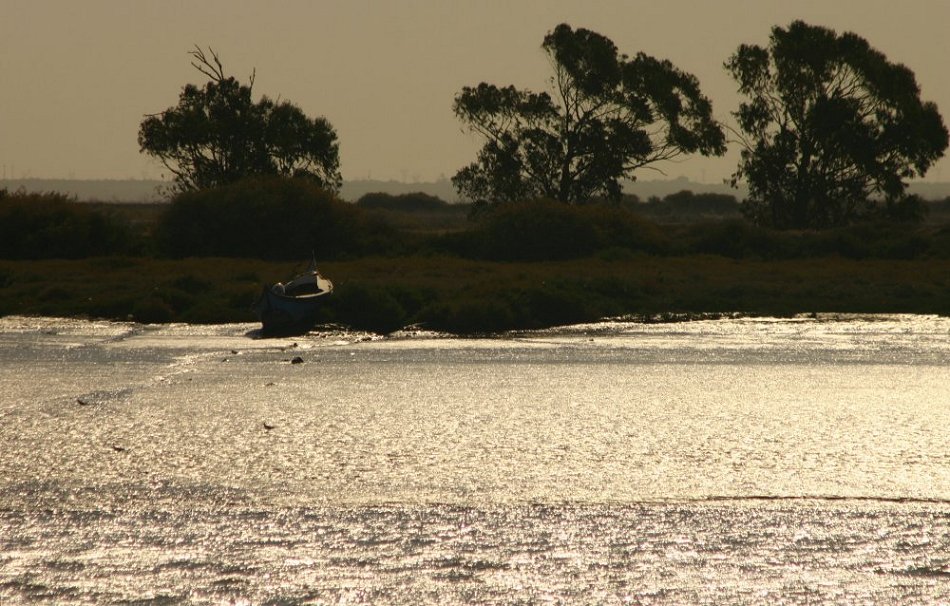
[0, 314, 948, 603]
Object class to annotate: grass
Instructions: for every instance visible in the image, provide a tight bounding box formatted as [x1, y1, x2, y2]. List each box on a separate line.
[1, 255, 948, 334]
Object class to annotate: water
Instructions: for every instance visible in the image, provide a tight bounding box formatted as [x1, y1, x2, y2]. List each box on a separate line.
[1, 314, 948, 604]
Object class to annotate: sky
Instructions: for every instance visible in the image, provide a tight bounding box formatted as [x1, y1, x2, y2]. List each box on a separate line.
[3, 0, 950, 185]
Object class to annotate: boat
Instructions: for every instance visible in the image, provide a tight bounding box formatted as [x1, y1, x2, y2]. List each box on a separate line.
[253, 259, 333, 335]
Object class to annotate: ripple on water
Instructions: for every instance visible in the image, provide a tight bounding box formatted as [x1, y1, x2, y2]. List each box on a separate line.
[2, 503, 948, 604]
[1, 315, 949, 604]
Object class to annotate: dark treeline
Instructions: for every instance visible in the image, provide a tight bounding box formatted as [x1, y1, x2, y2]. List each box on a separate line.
[4, 180, 950, 263]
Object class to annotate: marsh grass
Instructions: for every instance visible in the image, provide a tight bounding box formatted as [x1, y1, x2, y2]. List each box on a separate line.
[2, 255, 947, 333]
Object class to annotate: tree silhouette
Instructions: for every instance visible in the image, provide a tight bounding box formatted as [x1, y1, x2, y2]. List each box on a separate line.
[139, 47, 341, 194]
[726, 21, 948, 229]
[452, 24, 726, 206]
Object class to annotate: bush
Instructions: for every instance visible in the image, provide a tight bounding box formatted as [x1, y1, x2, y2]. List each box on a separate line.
[420, 297, 517, 334]
[644, 190, 741, 218]
[131, 297, 174, 323]
[579, 204, 669, 254]
[676, 218, 937, 261]
[473, 199, 599, 260]
[178, 299, 237, 324]
[355, 191, 449, 211]
[514, 283, 595, 328]
[425, 230, 483, 258]
[805, 223, 931, 260]
[681, 220, 795, 259]
[156, 176, 398, 260]
[930, 225, 950, 258]
[0, 190, 135, 259]
[329, 282, 408, 333]
[468, 199, 667, 261]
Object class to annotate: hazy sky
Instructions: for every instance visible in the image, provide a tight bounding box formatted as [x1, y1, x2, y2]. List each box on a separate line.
[3, 1, 950, 184]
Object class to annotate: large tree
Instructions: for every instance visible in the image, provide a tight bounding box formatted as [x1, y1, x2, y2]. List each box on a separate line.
[452, 24, 726, 205]
[139, 47, 342, 194]
[726, 21, 948, 229]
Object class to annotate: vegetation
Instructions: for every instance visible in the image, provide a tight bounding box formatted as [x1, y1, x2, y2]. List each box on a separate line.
[155, 176, 395, 260]
[0, 189, 137, 259]
[2, 255, 948, 335]
[353, 192, 468, 237]
[727, 21, 948, 229]
[2, 183, 950, 334]
[355, 192, 450, 212]
[138, 47, 341, 195]
[628, 190, 742, 222]
[454, 198, 668, 261]
[4, 22, 950, 334]
[452, 24, 725, 206]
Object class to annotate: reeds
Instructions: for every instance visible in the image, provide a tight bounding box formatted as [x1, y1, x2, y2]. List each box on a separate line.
[1, 255, 947, 334]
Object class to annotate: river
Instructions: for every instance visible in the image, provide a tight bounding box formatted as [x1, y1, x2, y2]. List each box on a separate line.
[0, 314, 948, 604]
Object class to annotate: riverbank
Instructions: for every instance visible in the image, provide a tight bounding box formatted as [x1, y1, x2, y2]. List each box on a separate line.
[1, 255, 948, 334]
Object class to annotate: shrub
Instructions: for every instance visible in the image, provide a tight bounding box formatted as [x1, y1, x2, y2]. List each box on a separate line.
[579, 204, 669, 254]
[156, 176, 398, 260]
[420, 297, 517, 334]
[178, 299, 237, 324]
[131, 297, 174, 323]
[805, 223, 931, 260]
[466, 199, 670, 261]
[473, 199, 598, 260]
[515, 284, 594, 328]
[425, 230, 483, 258]
[682, 220, 796, 259]
[170, 274, 212, 294]
[642, 190, 741, 218]
[0, 191, 135, 259]
[330, 282, 408, 334]
[930, 225, 950, 258]
[662, 190, 741, 214]
[355, 191, 449, 211]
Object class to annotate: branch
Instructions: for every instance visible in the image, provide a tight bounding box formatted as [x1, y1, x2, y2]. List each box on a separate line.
[189, 45, 225, 82]
[724, 122, 753, 151]
[189, 45, 256, 90]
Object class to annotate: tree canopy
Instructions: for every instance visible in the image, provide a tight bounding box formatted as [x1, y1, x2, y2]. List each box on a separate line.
[726, 21, 948, 229]
[138, 47, 342, 195]
[452, 24, 726, 206]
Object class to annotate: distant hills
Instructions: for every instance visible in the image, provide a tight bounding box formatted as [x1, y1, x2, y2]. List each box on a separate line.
[4, 176, 950, 203]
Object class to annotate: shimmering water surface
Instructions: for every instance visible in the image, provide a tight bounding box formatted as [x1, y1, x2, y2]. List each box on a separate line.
[0, 314, 948, 604]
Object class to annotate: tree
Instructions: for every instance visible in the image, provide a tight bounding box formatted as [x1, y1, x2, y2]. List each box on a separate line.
[452, 24, 726, 206]
[726, 21, 948, 229]
[139, 47, 342, 194]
